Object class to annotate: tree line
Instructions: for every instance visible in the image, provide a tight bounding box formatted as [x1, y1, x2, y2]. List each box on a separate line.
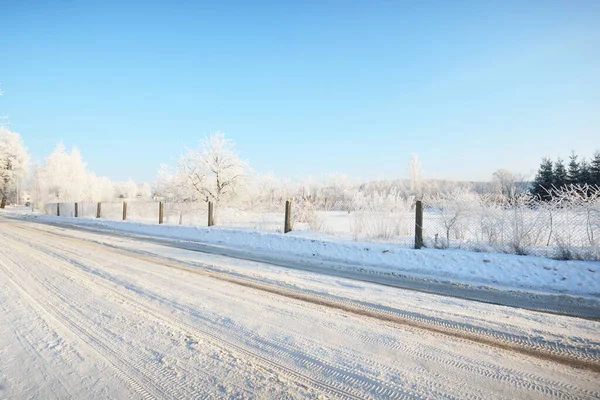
[531, 151, 600, 200]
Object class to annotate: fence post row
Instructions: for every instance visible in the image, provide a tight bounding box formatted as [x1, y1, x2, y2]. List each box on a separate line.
[122, 202, 127, 221]
[414, 200, 423, 249]
[75, 202, 78, 218]
[158, 202, 164, 224]
[97, 202, 101, 218]
[284, 200, 292, 233]
[208, 201, 214, 227]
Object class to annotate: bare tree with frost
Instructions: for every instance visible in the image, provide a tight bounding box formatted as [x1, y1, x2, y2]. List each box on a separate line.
[178, 132, 250, 206]
[407, 153, 424, 198]
[492, 169, 527, 204]
[154, 163, 201, 202]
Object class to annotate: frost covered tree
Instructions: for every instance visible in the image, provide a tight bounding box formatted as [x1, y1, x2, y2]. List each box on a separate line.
[31, 162, 42, 207]
[178, 132, 250, 206]
[154, 163, 199, 202]
[407, 153, 423, 197]
[492, 169, 524, 203]
[86, 173, 115, 202]
[114, 180, 152, 201]
[40, 143, 89, 202]
[137, 182, 152, 200]
[38, 142, 138, 204]
[0, 127, 30, 208]
[114, 179, 138, 200]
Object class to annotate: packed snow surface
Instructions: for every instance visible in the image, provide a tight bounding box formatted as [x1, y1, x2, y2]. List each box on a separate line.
[0, 215, 599, 398]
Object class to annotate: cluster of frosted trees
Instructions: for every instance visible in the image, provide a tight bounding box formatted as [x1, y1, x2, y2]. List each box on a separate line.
[31, 143, 152, 205]
[0, 128, 150, 207]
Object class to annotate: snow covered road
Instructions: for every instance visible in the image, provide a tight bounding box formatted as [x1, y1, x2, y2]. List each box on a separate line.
[1, 218, 599, 399]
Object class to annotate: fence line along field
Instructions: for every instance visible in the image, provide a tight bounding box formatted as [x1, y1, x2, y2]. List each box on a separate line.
[44, 184, 600, 261]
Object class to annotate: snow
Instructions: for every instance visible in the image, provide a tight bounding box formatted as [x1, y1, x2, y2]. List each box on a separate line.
[0, 216, 599, 399]
[5, 209, 599, 301]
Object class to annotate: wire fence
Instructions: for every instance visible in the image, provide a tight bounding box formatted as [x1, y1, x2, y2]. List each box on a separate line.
[43, 187, 600, 261]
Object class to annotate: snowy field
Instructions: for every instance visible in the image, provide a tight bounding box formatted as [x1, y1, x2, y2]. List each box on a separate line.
[0, 215, 599, 399]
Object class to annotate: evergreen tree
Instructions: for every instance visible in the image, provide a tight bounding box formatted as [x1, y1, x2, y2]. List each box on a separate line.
[579, 159, 591, 186]
[566, 152, 580, 187]
[590, 151, 600, 187]
[531, 157, 554, 200]
[553, 158, 567, 188]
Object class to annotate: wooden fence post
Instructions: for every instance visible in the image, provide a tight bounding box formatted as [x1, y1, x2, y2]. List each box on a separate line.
[75, 202, 78, 218]
[284, 200, 292, 233]
[415, 200, 423, 249]
[158, 202, 164, 224]
[122, 202, 127, 220]
[97, 202, 101, 218]
[57, 203, 60, 217]
[208, 201, 214, 226]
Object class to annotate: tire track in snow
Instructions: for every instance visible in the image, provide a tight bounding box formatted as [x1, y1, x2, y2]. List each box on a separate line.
[2, 230, 410, 400]
[12, 223, 600, 374]
[0, 280, 75, 400]
[13, 215, 600, 320]
[0, 262, 158, 400]
[7, 224, 600, 399]
[0, 239, 214, 400]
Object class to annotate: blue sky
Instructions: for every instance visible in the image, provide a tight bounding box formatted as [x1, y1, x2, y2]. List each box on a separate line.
[1, 0, 599, 183]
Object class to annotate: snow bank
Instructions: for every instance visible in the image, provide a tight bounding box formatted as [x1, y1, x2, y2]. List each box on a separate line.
[5, 210, 600, 299]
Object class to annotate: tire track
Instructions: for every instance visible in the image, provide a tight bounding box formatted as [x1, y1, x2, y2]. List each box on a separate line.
[1, 231, 407, 400]
[7, 226, 600, 399]
[11, 223, 600, 374]
[0, 244, 214, 400]
[0, 281, 74, 400]
[12, 215, 600, 320]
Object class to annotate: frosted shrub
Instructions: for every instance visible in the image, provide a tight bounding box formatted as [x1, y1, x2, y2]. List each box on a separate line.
[476, 196, 505, 246]
[546, 185, 600, 260]
[350, 190, 413, 241]
[425, 188, 481, 248]
[504, 194, 547, 255]
[291, 199, 324, 231]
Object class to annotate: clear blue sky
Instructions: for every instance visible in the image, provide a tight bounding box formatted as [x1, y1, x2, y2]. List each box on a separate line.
[1, 0, 599, 183]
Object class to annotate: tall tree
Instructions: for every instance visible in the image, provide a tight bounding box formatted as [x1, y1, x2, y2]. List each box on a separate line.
[40, 143, 88, 202]
[579, 159, 591, 186]
[531, 157, 554, 200]
[407, 153, 423, 198]
[0, 127, 30, 208]
[178, 132, 250, 208]
[492, 169, 526, 203]
[566, 152, 580, 186]
[553, 159, 567, 188]
[590, 151, 600, 187]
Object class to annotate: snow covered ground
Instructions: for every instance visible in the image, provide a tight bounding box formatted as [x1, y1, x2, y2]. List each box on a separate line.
[6, 209, 600, 303]
[0, 214, 599, 398]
